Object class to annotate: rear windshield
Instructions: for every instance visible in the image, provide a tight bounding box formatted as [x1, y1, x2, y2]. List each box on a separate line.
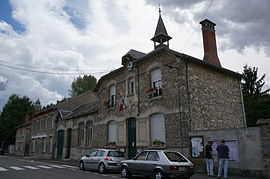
[164, 152, 188, 162]
[107, 151, 125, 157]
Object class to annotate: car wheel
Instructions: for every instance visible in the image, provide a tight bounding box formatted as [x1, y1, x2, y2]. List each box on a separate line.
[79, 161, 85, 170]
[99, 163, 106, 174]
[121, 166, 131, 178]
[154, 170, 165, 179]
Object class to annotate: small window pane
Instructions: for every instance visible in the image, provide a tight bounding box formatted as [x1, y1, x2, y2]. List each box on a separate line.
[146, 151, 159, 161]
[136, 151, 148, 160]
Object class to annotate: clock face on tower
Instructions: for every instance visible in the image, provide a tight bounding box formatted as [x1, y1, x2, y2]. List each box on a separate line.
[127, 61, 133, 71]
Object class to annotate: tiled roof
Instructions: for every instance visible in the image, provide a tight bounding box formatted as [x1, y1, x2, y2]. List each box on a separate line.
[63, 101, 99, 120]
[124, 49, 146, 59]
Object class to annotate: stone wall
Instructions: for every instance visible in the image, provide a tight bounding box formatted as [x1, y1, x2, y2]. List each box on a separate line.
[257, 119, 270, 178]
[187, 62, 246, 130]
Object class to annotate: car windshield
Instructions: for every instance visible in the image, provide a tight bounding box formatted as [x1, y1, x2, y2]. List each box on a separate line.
[107, 151, 124, 157]
[164, 152, 188, 162]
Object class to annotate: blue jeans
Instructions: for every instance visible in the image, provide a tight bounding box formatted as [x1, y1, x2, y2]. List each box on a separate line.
[218, 158, 229, 178]
[205, 158, 214, 175]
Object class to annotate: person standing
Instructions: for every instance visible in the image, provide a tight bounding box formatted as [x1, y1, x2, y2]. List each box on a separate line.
[216, 139, 230, 179]
[205, 141, 214, 176]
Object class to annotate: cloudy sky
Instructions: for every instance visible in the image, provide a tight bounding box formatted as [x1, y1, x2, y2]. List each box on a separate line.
[0, 0, 269, 111]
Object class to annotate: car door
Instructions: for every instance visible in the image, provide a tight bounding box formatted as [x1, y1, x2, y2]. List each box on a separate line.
[143, 151, 160, 176]
[84, 150, 98, 169]
[92, 150, 105, 170]
[129, 151, 148, 175]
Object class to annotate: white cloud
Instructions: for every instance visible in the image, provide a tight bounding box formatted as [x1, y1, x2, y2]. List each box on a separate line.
[0, 0, 269, 111]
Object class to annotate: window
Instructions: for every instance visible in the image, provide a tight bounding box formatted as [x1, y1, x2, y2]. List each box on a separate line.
[164, 152, 187, 162]
[109, 85, 116, 108]
[36, 120, 40, 131]
[136, 151, 148, 160]
[41, 118, 46, 130]
[127, 77, 135, 95]
[47, 116, 52, 129]
[151, 114, 165, 145]
[108, 151, 125, 157]
[85, 121, 93, 146]
[146, 151, 159, 161]
[151, 69, 162, 97]
[42, 139, 46, 153]
[96, 150, 105, 157]
[78, 122, 85, 146]
[89, 150, 98, 157]
[108, 121, 117, 144]
[32, 140, 36, 152]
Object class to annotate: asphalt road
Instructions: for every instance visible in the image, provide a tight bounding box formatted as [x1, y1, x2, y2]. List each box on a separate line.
[0, 155, 261, 179]
[0, 155, 125, 179]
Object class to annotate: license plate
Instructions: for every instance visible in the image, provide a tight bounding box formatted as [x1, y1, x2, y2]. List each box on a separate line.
[179, 167, 186, 171]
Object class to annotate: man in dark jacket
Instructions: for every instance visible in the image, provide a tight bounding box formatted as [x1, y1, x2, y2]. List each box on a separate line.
[216, 139, 230, 179]
[205, 141, 214, 176]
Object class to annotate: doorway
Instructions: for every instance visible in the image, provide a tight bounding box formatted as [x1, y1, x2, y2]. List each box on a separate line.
[57, 130, 64, 159]
[127, 118, 136, 159]
[65, 128, 72, 159]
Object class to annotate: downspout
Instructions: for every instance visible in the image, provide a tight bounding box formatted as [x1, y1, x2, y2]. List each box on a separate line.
[185, 62, 191, 132]
[137, 64, 140, 116]
[239, 79, 247, 127]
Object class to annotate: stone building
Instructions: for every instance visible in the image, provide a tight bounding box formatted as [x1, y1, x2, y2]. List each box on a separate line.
[93, 14, 246, 159]
[54, 90, 98, 159]
[15, 115, 31, 156]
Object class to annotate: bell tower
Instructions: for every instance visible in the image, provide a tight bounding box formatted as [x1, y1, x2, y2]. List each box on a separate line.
[151, 8, 172, 49]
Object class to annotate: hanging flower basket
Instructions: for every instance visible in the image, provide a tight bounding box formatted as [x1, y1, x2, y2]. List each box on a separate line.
[152, 139, 165, 146]
[144, 87, 157, 94]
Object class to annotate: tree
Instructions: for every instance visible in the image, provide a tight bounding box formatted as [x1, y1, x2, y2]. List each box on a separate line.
[0, 94, 35, 147]
[241, 65, 270, 126]
[69, 75, 97, 97]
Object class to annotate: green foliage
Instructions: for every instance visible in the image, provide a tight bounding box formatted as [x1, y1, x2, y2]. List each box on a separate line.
[69, 75, 97, 97]
[242, 65, 270, 126]
[0, 94, 35, 146]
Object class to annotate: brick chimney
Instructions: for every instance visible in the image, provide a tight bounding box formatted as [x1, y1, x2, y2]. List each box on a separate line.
[200, 19, 221, 66]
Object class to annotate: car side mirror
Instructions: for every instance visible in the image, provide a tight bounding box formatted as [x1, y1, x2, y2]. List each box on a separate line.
[85, 154, 90, 157]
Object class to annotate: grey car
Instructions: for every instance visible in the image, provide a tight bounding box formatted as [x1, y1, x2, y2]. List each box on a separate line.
[79, 149, 125, 173]
[121, 150, 194, 179]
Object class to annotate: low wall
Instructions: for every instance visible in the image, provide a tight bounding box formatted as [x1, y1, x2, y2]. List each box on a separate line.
[189, 127, 265, 177]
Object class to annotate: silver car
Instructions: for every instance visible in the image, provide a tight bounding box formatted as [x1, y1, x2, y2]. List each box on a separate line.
[79, 149, 125, 173]
[121, 150, 194, 179]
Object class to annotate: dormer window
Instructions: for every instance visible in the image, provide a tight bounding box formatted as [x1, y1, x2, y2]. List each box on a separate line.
[109, 85, 116, 108]
[151, 69, 162, 97]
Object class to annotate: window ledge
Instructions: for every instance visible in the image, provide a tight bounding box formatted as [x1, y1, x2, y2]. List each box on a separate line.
[150, 96, 162, 101]
[148, 145, 166, 149]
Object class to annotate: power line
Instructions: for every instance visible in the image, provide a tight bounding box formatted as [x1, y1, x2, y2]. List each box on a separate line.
[0, 59, 110, 73]
[0, 63, 109, 75]
[180, 0, 216, 51]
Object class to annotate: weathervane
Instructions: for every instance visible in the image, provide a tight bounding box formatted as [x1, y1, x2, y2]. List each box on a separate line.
[159, 4, 161, 15]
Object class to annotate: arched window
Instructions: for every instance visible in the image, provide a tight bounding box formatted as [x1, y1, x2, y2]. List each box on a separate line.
[151, 114, 165, 146]
[108, 121, 117, 145]
[151, 69, 162, 97]
[78, 122, 85, 146]
[85, 121, 93, 146]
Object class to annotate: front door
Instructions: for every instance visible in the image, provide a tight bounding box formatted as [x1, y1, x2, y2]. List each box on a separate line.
[57, 130, 64, 159]
[65, 128, 72, 159]
[127, 118, 136, 159]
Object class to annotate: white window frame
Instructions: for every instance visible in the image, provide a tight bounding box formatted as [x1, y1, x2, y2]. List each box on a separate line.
[151, 69, 162, 97]
[108, 121, 117, 143]
[109, 85, 116, 108]
[127, 77, 135, 95]
[151, 114, 166, 145]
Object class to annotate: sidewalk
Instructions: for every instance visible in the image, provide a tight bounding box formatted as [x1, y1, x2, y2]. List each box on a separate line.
[15, 155, 262, 179]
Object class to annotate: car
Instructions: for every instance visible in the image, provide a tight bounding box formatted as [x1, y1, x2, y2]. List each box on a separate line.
[79, 149, 125, 173]
[121, 150, 194, 179]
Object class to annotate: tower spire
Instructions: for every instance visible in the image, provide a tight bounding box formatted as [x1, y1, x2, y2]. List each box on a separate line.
[151, 7, 172, 49]
[159, 4, 161, 15]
